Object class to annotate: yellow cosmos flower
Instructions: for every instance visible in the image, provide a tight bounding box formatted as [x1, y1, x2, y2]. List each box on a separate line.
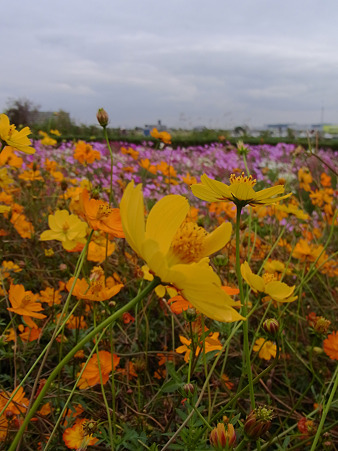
[120, 181, 244, 322]
[253, 337, 277, 360]
[191, 172, 291, 208]
[0, 114, 35, 154]
[40, 210, 87, 250]
[241, 261, 297, 303]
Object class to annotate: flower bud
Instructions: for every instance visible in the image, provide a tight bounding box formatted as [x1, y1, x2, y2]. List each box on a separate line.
[96, 108, 109, 127]
[210, 423, 236, 450]
[183, 383, 195, 396]
[263, 318, 280, 337]
[244, 406, 273, 440]
[236, 140, 249, 156]
[184, 307, 197, 322]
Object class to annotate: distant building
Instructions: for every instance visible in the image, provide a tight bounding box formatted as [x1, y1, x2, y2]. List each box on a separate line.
[144, 120, 167, 136]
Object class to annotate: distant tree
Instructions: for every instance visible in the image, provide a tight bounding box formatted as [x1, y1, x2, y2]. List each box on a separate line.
[5, 98, 40, 127]
[233, 126, 248, 137]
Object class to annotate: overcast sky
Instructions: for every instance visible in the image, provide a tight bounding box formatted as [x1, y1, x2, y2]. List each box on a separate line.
[2, 1, 338, 128]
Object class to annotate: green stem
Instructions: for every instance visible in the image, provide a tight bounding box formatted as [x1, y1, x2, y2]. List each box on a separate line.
[93, 306, 114, 450]
[8, 277, 161, 451]
[310, 365, 338, 451]
[44, 327, 108, 449]
[103, 126, 116, 207]
[235, 205, 255, 409]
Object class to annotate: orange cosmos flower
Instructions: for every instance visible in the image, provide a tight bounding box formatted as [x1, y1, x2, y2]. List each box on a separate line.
[176, 332, 223, 363]
[10, 212, 35, 239]
[0, 386, 29, 416]
[79, 189, 124, 236]
[139, 158, 157, 174]
[19, 169, 43, 182]
[298, 167, 313, 192]
[1, 260, 22, 279]
[63, 418, 99, 449]
[150, 128, 171, 144]
[8, 284, 46, 319]
[320, 172, 331, 187]
[323, 331, 338, 360]
[122, 312, 135, 324]
[39, 287, 62, 306]
[66, 266, 123, 302]
[221, 373, 234, 390]
[19, 326, 42, 342]
[117, 361, 138, 379]
[253, 338, 277, 360]
[73, 140, 101, 165]
[77, 350, 120, 389]
[168, 295, 193, 314]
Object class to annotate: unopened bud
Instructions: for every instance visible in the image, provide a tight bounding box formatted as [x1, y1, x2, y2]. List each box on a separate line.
[183, 383, 195, 396]
[96, 108, 109, 127]
[210, 423, 236, 450]
[60, 180, 68, 192]
[263, 318, 280, 337]
[184, 307, 197, 322]
[244, 406, 273, 440]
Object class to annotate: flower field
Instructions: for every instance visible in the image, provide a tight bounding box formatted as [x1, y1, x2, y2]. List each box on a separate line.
[0, 113, 337, 450]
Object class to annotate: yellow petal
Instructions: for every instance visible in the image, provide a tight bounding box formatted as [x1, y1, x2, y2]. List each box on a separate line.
[240, 261, 265, 293]
[169, 262, 245, 322]
[40, 230, 62, 241]
[120, 181, 145, 255]
[253, 192, 292, 205]
[202, 222, 232, 257]
[141, 238, 170, 282]
[254, 185, 285, 201]
[145, 194, 189, 255]
[191, 174, 232, 202]
[155, 285, 166, 297]
[264, 281, 295, 301]
[230, 183, 256, 202]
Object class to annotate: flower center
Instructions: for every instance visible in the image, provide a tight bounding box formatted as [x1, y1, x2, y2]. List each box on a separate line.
[8, 125, 16, 139]
[262, 273, 276, 284]
[96, 203, 112, 219]
[22, 295, 32, 307]
[170, 222, 206, 264]
[62, 221, 70, 232]
[230, 172, 256, 187]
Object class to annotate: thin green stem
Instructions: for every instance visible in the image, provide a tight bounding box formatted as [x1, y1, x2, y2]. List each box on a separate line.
[93, 306, 114, 450]
[103, 126, 116, 207]
[310, 365, 338, 451]
[236, 205, 255, 410]
[44, 327, 108, 449]
[9, 277, 161, 451]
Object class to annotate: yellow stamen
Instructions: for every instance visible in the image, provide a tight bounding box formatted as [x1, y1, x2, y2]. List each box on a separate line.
[62, 221, 70, 232]
[96, 204, 112, 219]
[230, 172, 256, 187]
[262, 273, 276, 284]
[171, 222, 206, 264]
